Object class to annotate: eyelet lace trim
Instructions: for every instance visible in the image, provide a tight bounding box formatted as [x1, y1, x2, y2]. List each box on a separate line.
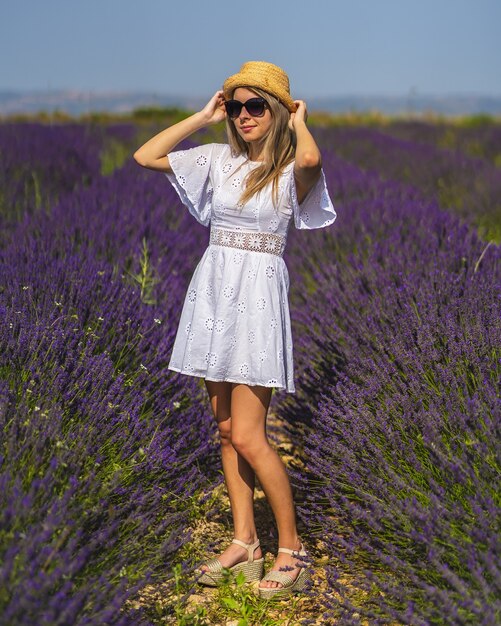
[210, 227, 286, 257]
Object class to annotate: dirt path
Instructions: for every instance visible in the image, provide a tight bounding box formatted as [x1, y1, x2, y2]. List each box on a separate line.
[127, 409, 399, 625]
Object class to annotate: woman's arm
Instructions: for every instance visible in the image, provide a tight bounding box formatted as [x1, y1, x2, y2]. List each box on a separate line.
[290, 100, 322, 204]
[133, 90, 226, 173]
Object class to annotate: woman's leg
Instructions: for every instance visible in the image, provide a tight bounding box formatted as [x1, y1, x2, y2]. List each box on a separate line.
[229, 383, 302, 589]
[201, 380, 262, 569]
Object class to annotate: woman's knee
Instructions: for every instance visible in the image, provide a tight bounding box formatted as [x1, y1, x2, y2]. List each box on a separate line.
[231, 432, 268, 464]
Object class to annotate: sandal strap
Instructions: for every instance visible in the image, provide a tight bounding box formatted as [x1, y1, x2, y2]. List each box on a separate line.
[277, 543, 307, 557]
[203, 557, 223, 573]
[231, 538, 260, 563]
[262, 570, 295, 587]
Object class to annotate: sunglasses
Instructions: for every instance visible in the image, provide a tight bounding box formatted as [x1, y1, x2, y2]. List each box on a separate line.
[224, 97, 268, 119]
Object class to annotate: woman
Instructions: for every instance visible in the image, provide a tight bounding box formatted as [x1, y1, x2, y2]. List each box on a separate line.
[134, 61, 336, 598]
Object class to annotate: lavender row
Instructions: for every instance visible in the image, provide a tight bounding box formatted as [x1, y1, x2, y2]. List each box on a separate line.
[0, 122, 136, 244]
[0, 130, 219, 624]
[383, 119, 501, 166]
[0, 123, 100, 235]
[280, 149, 500, 624]
[311, 125, 501, 241]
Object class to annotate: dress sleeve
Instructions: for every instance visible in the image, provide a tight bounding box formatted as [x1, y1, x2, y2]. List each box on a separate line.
[290, 167, 337, 229]
[165, 143, 220, 227]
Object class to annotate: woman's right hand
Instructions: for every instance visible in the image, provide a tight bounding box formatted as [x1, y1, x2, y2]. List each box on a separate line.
[199, 90, 227, 125]
[134, 90, 226, 172]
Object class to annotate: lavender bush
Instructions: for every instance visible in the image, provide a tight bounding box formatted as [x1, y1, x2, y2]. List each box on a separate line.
[0, 122, 138, 244]
[311, 125, 501, 241]
[281, 149, 500, 624]
[384, 119, 501, 165]
[0, 127, 220, 624]
[0, 124, 101, 236]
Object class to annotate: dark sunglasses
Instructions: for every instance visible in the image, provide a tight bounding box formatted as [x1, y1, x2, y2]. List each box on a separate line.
[224, 97, 268, 119]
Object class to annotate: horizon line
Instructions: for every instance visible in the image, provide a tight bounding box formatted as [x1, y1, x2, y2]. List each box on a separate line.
[2, 88, 501, 99]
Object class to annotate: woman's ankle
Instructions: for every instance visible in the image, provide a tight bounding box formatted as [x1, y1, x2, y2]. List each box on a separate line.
[233, 531, 259, 545]
[277, 535, 302, 551]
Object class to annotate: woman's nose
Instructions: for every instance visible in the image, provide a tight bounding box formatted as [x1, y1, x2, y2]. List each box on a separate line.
[238, 107, 251, 121]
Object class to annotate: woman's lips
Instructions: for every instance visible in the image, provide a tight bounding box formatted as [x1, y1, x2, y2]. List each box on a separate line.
[240, 126, 255, 133]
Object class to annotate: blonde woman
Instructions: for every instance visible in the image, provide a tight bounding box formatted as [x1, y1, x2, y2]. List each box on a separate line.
[134, 61, 336, 598]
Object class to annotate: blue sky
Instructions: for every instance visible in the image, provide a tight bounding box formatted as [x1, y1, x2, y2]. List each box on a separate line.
[2, 0, 500, 98]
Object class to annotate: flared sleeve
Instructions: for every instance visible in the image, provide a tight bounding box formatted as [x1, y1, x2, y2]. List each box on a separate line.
[290, 167, 337, 229]
[165, 143, 222, 227]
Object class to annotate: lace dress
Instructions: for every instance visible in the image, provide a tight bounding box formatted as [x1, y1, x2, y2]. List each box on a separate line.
[165, 143, 336, 393]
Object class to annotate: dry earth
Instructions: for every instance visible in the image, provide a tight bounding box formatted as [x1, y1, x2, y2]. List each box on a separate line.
[126, 408, 403, 625]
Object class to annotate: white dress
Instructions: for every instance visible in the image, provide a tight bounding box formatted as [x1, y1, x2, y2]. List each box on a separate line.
[165, 143, 336, 393]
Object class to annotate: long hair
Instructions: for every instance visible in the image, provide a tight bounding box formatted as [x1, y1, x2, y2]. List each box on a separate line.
[225, 87, 296, 207]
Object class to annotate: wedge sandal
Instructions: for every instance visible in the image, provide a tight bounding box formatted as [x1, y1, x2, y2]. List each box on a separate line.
[258, 543, 310, 599]
[196, 538, 264, 586]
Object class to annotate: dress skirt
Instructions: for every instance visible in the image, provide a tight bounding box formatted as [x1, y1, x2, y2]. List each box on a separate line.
[168, 241, 295, 393]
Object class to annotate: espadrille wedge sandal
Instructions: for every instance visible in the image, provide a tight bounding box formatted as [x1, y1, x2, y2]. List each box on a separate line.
[196, 538, 264, 587]
[258, 543, 309, 599]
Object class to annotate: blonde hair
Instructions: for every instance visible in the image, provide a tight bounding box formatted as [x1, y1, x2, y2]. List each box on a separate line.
[225, 87, 296, 207]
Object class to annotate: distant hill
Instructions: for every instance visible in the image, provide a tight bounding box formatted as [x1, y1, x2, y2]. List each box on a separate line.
[1, 89, 501, 117]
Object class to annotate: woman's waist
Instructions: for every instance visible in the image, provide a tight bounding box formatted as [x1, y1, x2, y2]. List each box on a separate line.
[209, 226, 287, 257]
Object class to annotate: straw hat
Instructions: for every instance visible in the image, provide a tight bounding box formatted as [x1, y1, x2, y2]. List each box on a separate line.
[223, 61, 296, 113]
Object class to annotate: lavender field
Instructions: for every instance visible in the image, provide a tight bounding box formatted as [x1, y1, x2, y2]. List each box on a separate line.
[0, 118, 499, 626]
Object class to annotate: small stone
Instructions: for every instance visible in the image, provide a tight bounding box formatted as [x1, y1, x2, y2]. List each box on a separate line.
[187, 594, 207, 605]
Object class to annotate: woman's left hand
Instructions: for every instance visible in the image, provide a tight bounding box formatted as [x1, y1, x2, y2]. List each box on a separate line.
[289, 100, 308, 131]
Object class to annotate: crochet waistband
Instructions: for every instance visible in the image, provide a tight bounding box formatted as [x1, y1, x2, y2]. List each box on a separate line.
[209, 227, 286, 257]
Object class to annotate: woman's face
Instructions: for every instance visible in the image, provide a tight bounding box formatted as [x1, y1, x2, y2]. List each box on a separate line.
[231, 87, 273, 149]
